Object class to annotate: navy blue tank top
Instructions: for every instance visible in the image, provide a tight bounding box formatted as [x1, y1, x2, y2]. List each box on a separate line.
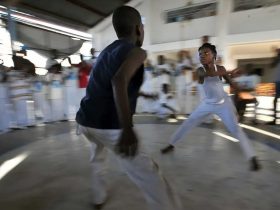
[76, 39, 144, 129]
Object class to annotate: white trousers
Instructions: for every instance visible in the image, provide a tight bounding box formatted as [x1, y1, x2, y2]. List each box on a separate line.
[169, 97, 255, 160]
[176, 87, 197, 114]
[33, 93, 45, 121]
[0, 99, 10, 132]
[79, 125, 182, 210]
[14, 100, 28, 127]
[64, 85, 79, 120]
[0, 85, 10, 132]
[176, 88, 187, 114]
[50, 99, 65, 122]
[41, 97, 52, 123]
[78, 88, 86, 102]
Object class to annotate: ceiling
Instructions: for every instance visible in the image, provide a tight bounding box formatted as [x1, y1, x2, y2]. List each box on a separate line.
[0, 0, 130, 31]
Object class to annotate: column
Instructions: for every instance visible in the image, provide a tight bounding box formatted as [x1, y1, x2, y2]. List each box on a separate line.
[216, 0, 233, 69]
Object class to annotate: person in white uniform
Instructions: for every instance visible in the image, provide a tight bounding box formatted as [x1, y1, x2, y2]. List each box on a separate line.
[157, 83, 178, 118]
[194, 36, 215, 123]
[0, 67, 10, 133]
[161, 43, 261, 171]
[176, 67, 188, 114]
[233, 65, 260, 123]
[137, 59, 155, 113]
[46, 60, 65, 122]
[175, 50, 198, 115]
[32, 75, 45, 122]
[156, 55, 171, 86]
[63, 66, 79, 120]
[9, 70, 33, 128]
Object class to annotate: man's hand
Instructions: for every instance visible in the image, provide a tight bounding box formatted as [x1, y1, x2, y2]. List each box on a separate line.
[115, 128, 138, 158]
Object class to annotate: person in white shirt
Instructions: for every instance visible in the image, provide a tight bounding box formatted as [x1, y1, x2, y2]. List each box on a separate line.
[193, 36, 215, 123]
[137, 59, 155, 113]
[156, 55, 171, 85]
[46, 60, 65, 122]
[9, 70, 33, 128]
[157, 83, 178, 119]
[175, 51, 195, 114]
[63, 64, 79, 120]
[233, 65, 260, 123]
[0, 66, 10, 133]
[161, 43, 261, 171]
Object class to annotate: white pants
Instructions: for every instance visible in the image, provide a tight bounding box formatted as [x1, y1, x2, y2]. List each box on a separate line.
[79, 125, 182, 210]
[64, 85, 79, 120]
[176, 88, 187, 114]
[0, 99, 10, 132]
[0, 85, 10, 132]
[41, 95, 51, 123]
[14, 100, 36, 126]
[50, 99, 65, 122]
[33, 93, 45, 120]
[176, 86, 197, 114]
[169, 97, 255, 160]
[14, 100, 28, 127]
[78, 88, 86, 102]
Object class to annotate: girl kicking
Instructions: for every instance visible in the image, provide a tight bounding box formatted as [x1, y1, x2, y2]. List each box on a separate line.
[161, 43, 260, 171]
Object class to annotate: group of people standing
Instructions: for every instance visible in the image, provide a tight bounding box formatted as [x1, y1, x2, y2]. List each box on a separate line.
[0, 51, 95, 133]
[137, 51, 199, 118]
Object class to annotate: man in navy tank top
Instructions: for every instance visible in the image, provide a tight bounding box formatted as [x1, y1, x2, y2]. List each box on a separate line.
[76, 6, 182, 210]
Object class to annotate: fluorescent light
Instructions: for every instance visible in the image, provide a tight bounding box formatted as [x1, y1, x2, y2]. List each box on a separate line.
[11, 9, 34, 17]
[11, 13, 92, 39]
[213, 131, 239, 142]
[0, 152, 30, 180]
[0, 8, 92, 40]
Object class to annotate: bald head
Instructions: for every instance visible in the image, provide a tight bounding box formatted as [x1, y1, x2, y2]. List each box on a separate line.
[112, 6, 142, 38]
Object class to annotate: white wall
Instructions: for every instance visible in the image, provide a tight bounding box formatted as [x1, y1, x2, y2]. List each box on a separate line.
[229, 5, 280, 35]
[90, 0, 280, 49]
[89, 0, 280, 73]
[149, 0, 280, 44]
[149, 0, 217, 44]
